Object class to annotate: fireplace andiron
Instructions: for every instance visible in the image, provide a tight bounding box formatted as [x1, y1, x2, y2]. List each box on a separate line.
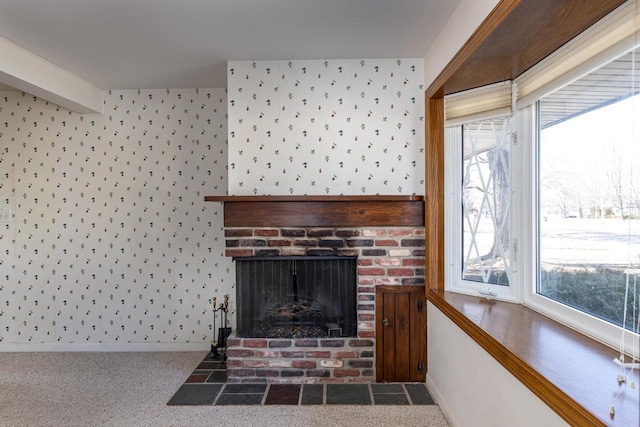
[211, 294, 232, 359]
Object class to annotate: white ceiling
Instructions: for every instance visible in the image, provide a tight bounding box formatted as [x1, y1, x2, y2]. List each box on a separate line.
[0, 0, 460, 90]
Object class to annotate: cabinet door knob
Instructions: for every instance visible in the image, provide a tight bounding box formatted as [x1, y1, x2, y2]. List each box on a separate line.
[383, 317, 392, 327]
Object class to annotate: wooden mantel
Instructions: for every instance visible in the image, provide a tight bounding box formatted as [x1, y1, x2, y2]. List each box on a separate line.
[204, 195, 425, 227]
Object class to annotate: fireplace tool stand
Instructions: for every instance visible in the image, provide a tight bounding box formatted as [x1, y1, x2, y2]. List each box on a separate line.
[211, 294, 231, 360]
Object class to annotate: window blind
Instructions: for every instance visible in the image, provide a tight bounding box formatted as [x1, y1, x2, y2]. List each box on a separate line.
[444, 80, 512, 127]
[515, 0, 640, 109]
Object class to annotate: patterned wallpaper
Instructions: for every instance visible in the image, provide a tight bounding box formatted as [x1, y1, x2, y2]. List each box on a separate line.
[227, 59, 425, 196]
[0, 89, 234, 348]
[0, 58, 426, 349]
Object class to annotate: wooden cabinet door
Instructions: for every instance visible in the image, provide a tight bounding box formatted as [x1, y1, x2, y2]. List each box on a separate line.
[375, 286, 426, 382]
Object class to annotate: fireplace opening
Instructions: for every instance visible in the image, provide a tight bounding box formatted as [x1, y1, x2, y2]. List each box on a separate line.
[234, 256, 357, 338]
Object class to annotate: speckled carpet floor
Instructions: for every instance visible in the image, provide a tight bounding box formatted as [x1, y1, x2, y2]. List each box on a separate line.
[0, 351, 449, 427]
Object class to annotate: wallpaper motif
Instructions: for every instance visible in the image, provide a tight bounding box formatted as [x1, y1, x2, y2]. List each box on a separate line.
[0, 89, 234, 346]
[227, 59, 425, 196]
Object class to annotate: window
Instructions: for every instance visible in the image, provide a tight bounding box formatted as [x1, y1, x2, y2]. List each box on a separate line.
[446, 116, 518, 302]
[532, 47, 640, 346]
[462, 118, 511, 286]
[445, 43, 640, 353]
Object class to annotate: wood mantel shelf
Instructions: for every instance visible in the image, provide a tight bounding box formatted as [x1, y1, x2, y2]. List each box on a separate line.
[204, 195, 424, 202]
[204, 195, 425, 227]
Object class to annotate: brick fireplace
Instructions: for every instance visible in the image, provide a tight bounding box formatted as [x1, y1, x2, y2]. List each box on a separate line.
[223, 225, 425, 383]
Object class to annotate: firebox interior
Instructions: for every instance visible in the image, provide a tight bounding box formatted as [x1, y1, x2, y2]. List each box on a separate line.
[235, 256, 357, 338]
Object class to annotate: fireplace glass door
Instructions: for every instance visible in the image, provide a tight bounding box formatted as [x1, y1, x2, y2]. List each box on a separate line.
[235, 256, 357, 338]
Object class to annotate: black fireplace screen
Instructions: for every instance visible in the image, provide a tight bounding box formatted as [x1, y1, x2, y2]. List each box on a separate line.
[234, 256, 357, 338]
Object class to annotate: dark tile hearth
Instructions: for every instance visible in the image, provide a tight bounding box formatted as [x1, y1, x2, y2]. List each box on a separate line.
[167, 384, 223, 406]
[406, 383, 435, 405]
[167, 352, 436, 406]
[216, 393, 264, 406]
[205, 370, 228, 383]
[326, 384, 370, 405]
[264, 384, 301, 405]
[300, 384, 323, 405]
[373, 393, 410, 405]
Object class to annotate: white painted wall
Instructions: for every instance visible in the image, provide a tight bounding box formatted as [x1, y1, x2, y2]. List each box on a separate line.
[423, 0, 501, 90]
[427, 302, 567, 427]
[0, 89, 234, 351]
[227, 59, 425, 196]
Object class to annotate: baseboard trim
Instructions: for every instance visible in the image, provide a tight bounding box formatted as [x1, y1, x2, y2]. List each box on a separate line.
[426, 372, 459, 427]
[0, 342, 211, 352]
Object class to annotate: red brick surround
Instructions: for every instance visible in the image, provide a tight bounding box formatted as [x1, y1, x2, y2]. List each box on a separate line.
[225, 337, 375, 384]
[224, 226, 425, 383]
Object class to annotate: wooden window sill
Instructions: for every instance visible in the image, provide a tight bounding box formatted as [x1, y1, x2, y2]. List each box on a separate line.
[427, 289, 639, 426]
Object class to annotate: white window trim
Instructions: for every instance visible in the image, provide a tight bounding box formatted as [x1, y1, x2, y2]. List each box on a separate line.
[444, 123, 520, 303]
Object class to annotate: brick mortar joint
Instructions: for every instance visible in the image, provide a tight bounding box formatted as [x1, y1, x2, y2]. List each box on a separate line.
[224, 228, 425, 242]
[227, 344, 375, 350]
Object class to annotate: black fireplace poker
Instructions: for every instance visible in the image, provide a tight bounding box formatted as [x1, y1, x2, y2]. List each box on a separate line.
[211, 294, 232, 359]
